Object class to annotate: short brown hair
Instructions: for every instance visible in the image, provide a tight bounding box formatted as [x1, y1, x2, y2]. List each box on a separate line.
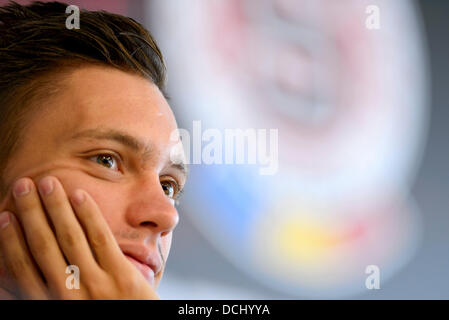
[0, 1, 167, 194]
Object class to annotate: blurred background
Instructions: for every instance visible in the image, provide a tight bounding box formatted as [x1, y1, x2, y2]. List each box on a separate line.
[3, 0, 448, 299]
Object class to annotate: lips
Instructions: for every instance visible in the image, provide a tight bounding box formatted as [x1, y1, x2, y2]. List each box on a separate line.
[124, 253, 155, 284]
[119, 244, 163, 286]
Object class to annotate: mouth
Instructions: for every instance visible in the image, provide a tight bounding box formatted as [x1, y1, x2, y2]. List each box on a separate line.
[123, 253, 156, 286]
[119, 243, 163, 287]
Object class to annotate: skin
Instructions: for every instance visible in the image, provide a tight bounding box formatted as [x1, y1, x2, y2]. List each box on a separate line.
[0, 65, 187, 299]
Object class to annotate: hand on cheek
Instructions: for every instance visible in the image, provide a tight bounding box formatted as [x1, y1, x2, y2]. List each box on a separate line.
[0, 210, 49, 299]
[0, 244, 19, 299]
[0, 177, 159, 300]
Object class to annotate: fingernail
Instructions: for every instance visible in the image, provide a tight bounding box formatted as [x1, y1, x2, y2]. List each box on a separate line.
[71, 190, 85, 206]
[0, 211, 10, 229]
[38, 177, 54, 196]
[13, 178, 30, 197]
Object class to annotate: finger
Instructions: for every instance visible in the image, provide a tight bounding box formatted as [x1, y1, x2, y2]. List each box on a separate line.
[69, 189, 125, 271]
[11, 178, 68, 294]
[0, 211, 49, 299]
[0, 287, 17, 300]
[37, 176, 102, 283]
[0, 249, 18, 298]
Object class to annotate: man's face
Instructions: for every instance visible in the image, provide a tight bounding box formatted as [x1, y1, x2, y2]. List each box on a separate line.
[0, 65, 186, 289]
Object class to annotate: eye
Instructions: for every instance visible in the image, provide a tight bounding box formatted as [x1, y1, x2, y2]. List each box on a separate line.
[160, 179, 179, 199]
[89, 154, 119, 171]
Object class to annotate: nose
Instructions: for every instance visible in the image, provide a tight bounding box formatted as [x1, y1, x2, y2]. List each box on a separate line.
[124, 174, 179, 237]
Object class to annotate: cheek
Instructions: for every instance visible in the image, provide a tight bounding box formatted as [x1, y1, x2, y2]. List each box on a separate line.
[82, 186, 126, 231]
[155, 233, 172, 286]
[160, 232, 173, 261]
[52, 173, 127, 235]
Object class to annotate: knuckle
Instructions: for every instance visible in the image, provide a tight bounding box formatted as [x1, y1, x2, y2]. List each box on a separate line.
[14, 188, 38, 211]
[29, 231, 52, 255]
[90, 232, 108, 249]
[0, 224, 15, 241]
[59, 231, 79, 248]
[15, 196, 38, 215]
[7, 257, 28, 279]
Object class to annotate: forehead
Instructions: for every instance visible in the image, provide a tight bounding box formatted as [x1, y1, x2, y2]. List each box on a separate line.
[66, 66, 175, 131]
[41, 65, 179, 149]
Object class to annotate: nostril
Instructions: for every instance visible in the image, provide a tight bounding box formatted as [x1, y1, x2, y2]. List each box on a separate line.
[140, 221, 157, 227]
[160, 230, 171, 237]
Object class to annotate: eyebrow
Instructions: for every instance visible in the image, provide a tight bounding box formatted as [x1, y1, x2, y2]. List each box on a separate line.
[71, 128, 188, 178]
